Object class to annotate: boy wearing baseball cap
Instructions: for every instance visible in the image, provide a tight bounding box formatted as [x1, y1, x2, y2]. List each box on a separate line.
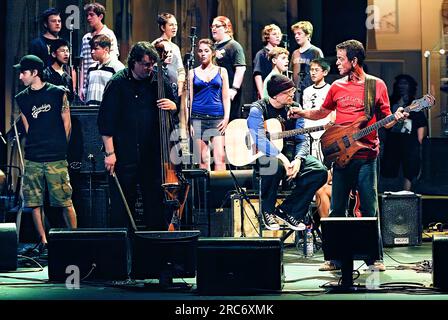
[14, 55, 77, 256]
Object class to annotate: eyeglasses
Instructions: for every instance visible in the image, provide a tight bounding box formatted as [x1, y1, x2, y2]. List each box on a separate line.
[280, 88, 296, 96]
[210, 24, 225, 29]
[310, 68, 323, 73]
[136, 60, 155, 68]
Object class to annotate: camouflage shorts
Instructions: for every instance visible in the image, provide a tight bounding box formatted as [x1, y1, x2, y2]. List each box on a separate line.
[22, 160, 73, 207]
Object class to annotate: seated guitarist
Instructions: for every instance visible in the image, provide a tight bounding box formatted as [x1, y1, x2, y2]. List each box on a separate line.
[289, 40, 409, 271]
[247, 74, 328, 231]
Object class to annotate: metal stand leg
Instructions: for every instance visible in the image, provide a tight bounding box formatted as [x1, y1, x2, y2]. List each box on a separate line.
[258, 175, 263, 237]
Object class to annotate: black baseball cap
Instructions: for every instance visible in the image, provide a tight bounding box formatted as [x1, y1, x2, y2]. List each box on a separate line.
[14, 55, 45, 73]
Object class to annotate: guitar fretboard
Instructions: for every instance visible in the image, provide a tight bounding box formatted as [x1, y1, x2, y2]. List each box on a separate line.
[353, 98, 430, 140]
[270, 125, 326, 140]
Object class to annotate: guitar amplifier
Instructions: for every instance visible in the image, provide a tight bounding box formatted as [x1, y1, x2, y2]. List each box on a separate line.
[379, 193, 422, 246]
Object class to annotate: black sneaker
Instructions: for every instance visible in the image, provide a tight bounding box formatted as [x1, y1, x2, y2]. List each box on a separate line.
[261, 212, 280, 230]
[275, 209, 306, 231]
[38, 243, 48, 259]
[18, 243, 40, 257]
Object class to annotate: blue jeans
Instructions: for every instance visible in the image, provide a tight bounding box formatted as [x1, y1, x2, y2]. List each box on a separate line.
[331, 158, 378, 218]
[329, 158, 383, 265]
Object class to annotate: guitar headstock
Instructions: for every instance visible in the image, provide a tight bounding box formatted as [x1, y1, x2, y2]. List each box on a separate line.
[409, 94, 435, 112]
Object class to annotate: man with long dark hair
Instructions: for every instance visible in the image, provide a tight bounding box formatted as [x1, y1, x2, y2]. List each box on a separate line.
[97, 41, 178, 230]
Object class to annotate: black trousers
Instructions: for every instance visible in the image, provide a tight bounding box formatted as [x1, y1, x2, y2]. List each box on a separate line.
[109, 162, 166, 230]
[259, 155, 327, 220]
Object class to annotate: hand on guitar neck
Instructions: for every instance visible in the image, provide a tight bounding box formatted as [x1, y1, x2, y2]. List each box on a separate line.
[320, 94, 435, 168]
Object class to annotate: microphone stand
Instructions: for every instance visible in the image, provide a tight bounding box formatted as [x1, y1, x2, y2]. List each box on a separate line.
[185, 27, 197, 168]
[68, 24, 81, 104]
[10, 115, 25, 236]
[69, 24, 74, 72]
[282, 33, 289, 51]
[88, 154, 95, 224]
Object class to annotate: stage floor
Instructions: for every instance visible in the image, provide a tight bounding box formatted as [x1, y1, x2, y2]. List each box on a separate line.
[1, 241, 447, 303]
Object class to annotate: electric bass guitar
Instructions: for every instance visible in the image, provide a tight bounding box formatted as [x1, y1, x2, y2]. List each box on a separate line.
[320, 94, 435, 168]
[225, 118, 333, 166]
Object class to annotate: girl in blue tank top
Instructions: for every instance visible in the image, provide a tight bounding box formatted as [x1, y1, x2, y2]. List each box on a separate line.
[189, 39, 230, 171]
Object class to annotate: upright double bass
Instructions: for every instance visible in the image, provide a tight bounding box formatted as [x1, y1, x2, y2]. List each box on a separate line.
[155, 45, 190, 231]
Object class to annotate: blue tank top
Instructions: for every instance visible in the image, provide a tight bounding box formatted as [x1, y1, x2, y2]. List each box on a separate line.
[192, 69, 224, 116]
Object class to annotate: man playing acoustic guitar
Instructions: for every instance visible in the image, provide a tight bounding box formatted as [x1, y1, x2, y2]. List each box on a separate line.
[247, 74, 328, 231]
[289, 40, 410, 272]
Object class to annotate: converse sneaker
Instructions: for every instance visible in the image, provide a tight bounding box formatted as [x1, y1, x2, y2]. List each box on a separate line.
[261, 212, 280, 230]
[275, 209, 306, 231]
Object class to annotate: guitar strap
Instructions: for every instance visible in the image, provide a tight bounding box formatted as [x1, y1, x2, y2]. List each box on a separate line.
[364, 74, 377, 120]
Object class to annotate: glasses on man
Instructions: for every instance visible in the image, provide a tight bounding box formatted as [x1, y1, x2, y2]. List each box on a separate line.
[310, 67, 323, 73]
[136, 61, 155, 68]
[280, 88, 296, 97]
[210, 24, 225, 29]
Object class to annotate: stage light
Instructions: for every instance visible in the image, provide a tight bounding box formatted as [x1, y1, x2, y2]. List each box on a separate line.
[424, 50, 431, 58]
[440, 49, 446, 55]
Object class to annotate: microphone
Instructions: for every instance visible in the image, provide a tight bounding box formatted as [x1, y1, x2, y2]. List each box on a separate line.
[189, 26, 197, 40]
[69, 24, 74, 31]
[183, 53, 191, 65]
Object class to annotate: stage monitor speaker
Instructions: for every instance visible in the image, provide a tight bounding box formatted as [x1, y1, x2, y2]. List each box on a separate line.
[48, 228, 130, 281]
[379, 193, 422, 247]
[0, 223, 17, 270]
[196, 238, 284, 295]
[67, 106, 105, 174]
[433, 235, 448, 291]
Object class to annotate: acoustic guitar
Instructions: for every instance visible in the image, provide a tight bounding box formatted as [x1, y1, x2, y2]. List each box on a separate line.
[225, 118, 332, 166]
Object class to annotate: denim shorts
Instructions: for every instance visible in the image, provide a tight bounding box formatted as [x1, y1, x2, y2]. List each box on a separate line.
[22, 159, 73, 207]
[191, 113, 223, 141]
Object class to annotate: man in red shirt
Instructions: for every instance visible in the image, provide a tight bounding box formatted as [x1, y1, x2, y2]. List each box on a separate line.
[289, 39, 409, 272]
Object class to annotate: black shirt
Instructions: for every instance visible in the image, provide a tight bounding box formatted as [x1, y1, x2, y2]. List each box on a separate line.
[15, 83, 68, 162]
[29, 35, 62, 67]
[215, 39, 246, 86]
[97, 68, 178, 167]
[43, 66, 74, 102]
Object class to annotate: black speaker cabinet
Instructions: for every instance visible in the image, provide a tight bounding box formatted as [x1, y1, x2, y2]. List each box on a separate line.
[380, 193, 422, 247]
[0, 223, 17, 270]
[48, 228, 130, 281]
[72, 185, 110, 228]
[67, 106, 105, 174]
[196, 238, 284, 295]
[433, 235, 448, 291]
